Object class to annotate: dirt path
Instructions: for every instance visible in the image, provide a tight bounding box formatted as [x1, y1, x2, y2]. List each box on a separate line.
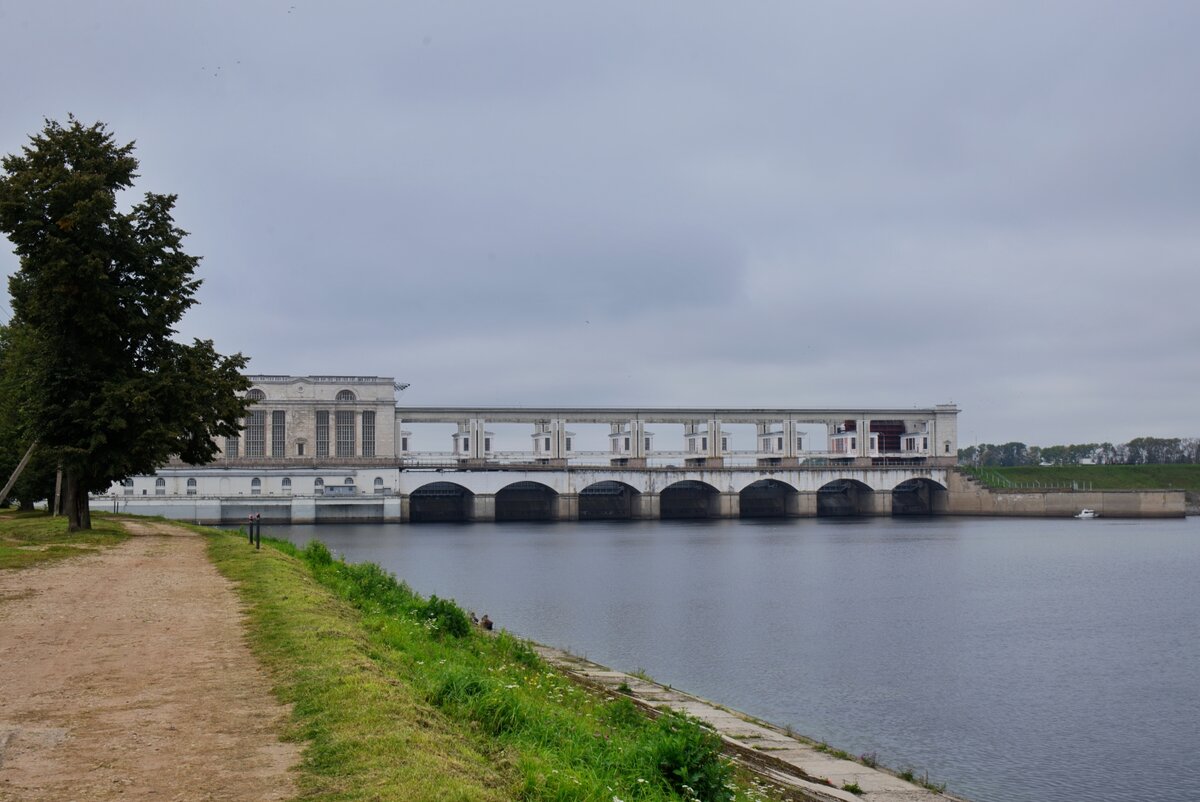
[0, 520, 299, 801]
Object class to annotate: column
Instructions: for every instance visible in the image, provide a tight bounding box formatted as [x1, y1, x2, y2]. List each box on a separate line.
[783, 419, 797, 458]
[551, 419, 567, 462]
[469, 493, 495, 521]
[469, 418, 486, 461]
[630, 418, 646, 459]
[555, 492, 578, 521]
[857, 418, 872, 465]
[633, 492, 660, 519]
[707, 419, 723, 464]
[713, 491, 740, 518]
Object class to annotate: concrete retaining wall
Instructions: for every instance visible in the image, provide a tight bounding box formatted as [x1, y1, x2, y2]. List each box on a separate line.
[944, 471, 1186, 518]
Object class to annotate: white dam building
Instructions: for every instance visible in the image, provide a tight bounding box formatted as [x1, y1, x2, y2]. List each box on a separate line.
[100, 374, 962, 523]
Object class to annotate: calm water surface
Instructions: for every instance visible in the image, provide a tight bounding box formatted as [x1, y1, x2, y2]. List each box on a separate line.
[275, 516, 1200, 802]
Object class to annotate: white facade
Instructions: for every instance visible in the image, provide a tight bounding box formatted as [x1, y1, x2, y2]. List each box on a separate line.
[101, 380, 960, 504]
[217, 375, 398, 461]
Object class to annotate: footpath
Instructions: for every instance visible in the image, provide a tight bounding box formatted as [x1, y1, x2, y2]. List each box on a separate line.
[536, 645, 959, 802]
[0, 520, 298, 802]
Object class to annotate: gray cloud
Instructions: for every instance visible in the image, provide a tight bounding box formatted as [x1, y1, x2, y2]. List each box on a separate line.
[3, 1, 1199, 445]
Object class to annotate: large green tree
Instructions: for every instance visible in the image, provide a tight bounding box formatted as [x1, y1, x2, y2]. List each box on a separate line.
[0, 117, 249, 530]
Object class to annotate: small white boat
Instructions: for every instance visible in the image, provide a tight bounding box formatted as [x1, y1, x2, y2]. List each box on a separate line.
[1074, 509, 1098, 519]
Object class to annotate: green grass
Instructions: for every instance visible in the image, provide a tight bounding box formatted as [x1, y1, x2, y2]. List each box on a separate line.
[207, 531, 781, 802]
[962, 464, 1200, 492]
[0, 510, 128, 570]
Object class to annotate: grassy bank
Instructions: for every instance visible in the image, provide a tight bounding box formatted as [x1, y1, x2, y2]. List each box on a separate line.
[208, 528, 783, 802]
[961, 464, 1200, 492]
[0, 510, 128, 569]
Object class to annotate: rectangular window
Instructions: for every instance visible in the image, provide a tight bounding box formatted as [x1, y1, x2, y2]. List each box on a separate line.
[777, 437, 783, 450]
[361, 411, 376, 457]
[335, 411, 355, 456]
[401, 437, 409, 451]
[923, 437, 929, 450]
[245, 411, 266, 457]
[272, 411, 286, 457]
[624, 437, 630, 450]
[463, 437, 470, 451]
[644, 437, 651, 451]
[721, 438, 728, 451]
[702, 437, 707, 450]
[565, 437, 572, 451]
[225, 436, 240, 459]
[544, 437, 550, 451]
[851, 437, 857, 450]
[316, 411, 329, 457]
[797, 437, 803, 450]
[297, 442, 305, 457]
[485, 438, 492, 451]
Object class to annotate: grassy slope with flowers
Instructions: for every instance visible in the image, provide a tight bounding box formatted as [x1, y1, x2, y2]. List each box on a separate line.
[208, 528, 787, 802]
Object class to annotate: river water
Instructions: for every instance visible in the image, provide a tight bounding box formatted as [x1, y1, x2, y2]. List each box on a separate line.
[273, 516, 1200, 802]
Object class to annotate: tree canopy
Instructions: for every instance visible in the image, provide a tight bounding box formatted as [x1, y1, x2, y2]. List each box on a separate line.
[0, 117, 249, 529]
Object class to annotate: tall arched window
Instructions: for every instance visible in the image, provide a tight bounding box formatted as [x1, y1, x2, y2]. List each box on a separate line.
[122, 478, 134, 496]
[155, 478, 166, 496]
[282, 477, 292, 494]
[186, 478, 197, 496]
[246, 388, 266, 401]
[344, 477, 355, 485]
[314, 477, 325, 495]
[251, 477, 262, 496]
[335, 389, 356, 402]
[373, 477, 384, 494]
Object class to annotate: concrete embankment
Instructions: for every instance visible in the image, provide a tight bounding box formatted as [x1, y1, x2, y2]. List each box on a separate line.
[944, 471, 1186, 518]
[535, 644, 963, 802]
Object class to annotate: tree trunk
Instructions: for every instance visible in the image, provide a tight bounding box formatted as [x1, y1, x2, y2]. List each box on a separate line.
[79, 489, 91, 529]
[63, 470, 89, 531]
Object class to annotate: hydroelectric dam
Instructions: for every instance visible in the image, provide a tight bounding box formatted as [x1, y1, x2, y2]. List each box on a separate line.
[96, 374, 1183, 524]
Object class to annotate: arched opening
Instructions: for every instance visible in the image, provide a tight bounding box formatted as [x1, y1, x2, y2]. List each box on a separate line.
[817, 479, 873, 517]
[155, 478, 166, 496]
[579, 481, 640, 520]
[282, 477, 292, 494]
[495, 481, 558, 522]
[891, 478, 947, 516]
[250, 477, 262, 496]
[186, 478, 197, 496]
[660, 480, 720, 519]
[739, 479, 798, 518]
[246, 388, 266, 401]
[314, 477, 324, 495]
[336, 389, 356, 402]
[409, 482, 474, 523]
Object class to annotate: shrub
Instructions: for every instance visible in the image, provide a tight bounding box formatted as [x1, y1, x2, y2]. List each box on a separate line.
[646, 711, 732, 802]
[414, 594, 471, 638]
[302, 539, 333, 566]
[601, 697, 644, 730]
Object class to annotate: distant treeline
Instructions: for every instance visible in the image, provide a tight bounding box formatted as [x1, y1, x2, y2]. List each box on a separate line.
[958, 437, 1200, 467]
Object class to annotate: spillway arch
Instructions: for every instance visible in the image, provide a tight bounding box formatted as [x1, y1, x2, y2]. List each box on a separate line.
[495, 480, 559, 522]
[408, 481, 475, 523]
[579, 481, 641, 521]
[891, 477, 948, 516]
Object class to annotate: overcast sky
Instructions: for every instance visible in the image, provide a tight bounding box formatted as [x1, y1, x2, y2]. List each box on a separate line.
[2, 1, 1198, 445]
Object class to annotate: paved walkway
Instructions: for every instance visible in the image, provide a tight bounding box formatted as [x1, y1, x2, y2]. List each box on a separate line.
[535, 645, 958, 802]
[0, 520, 298, 801]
